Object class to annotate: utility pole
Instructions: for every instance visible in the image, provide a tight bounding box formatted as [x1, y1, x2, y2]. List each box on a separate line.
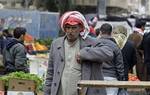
[97, 0, 106, 19]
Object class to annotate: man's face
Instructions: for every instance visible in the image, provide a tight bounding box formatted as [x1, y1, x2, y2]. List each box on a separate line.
[20, 34, 26, 43]
[64, 24, 82, 42]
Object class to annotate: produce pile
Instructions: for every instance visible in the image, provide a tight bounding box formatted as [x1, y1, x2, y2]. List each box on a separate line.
[0, 71, 43, 91]
[128, 73, 140, 81]
[36, 38, 52, 49]
[25, 38, 52, 54]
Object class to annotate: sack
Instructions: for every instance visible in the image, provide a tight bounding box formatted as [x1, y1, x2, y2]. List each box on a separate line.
[117, 88, 129, 95]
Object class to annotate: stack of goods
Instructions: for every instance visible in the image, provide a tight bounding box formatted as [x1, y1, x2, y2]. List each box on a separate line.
[0, 71, 43, 92]
[24, 33, 34, 43]
[24, 34, 50, 54]
[0, 80, 4, 95]
[128, 73, 140, 81]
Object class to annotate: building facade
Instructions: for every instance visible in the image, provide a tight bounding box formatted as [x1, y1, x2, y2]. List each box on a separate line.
[74, 0, 150, 16]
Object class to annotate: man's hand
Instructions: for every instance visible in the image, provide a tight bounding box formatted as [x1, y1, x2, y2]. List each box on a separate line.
[76, 52, 81, 64]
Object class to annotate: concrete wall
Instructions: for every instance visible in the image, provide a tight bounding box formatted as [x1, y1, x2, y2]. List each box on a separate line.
[147, 0, 150, 15]
[75, 0, 97, 6]
[75, 0, 128, 9]
[107, 0, 128, 9]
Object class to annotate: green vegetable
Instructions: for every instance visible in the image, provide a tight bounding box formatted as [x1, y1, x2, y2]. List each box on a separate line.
[36, 38, 53, 49]
[0, 71, 43, 91]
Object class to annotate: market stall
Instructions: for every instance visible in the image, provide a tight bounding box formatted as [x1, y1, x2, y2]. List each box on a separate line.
[0, 72, 43, 95]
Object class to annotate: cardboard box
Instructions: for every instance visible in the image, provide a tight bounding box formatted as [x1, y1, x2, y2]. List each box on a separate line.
[8, 79, 36, 91]
[7, 91, 34, 95]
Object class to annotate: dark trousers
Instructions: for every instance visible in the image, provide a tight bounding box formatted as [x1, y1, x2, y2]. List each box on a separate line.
[145, 64, 150, 95]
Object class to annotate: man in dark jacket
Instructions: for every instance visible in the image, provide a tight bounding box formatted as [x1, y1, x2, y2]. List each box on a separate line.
[77, 23, 124, 95]
[3, 27, 29, 74]
[99, 23, 124, 95]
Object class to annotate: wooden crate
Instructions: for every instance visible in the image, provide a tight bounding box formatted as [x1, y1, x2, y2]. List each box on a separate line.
[0, 80, 5, 95]
[0, 80, 4, 91]
[8, 79, 36, 91]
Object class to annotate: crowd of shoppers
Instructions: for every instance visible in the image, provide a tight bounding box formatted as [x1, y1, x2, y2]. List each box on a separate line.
[0, 10, 150, 95]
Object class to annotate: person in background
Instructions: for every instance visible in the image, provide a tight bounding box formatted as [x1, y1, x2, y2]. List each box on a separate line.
[2, 29, 13, 39]
[0, 29, 13, 54]
[128, 19, 146, 81]
[0, 32, 4, 75]
[122, 40, 137, 81]
[98, 23, 124, 95]
[0, 31, 3, 54]
[132, 19, 146, 35]
[112, 25, 137, 81]
[95, 28, 100, 38]
[140, 32, 150, 94]
[44, 11, 113, 95]
[88, 16, 98, 37]
[3, 27, 29, 74]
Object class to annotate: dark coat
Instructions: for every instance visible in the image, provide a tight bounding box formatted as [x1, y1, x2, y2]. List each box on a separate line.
[0, 37, 3, 54]
[128, 32, 146, 81]
[141, 32, 150, 75]
[97, 36, 124, 80]
[3, 38, 28, 73]
[122, 40, 137, 80]
[44, 36, 113, 95]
